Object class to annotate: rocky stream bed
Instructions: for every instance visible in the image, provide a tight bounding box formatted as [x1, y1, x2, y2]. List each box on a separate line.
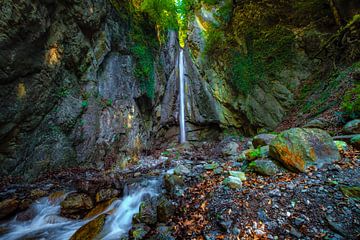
[0, 121, 360, 240]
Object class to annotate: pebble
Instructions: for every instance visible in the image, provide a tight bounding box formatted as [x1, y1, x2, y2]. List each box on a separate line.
[269, 189, 281, 197]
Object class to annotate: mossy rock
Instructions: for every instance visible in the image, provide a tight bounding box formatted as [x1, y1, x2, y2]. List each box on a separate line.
[84, 198, 117, 219]
[70, 214, 106, 240]
[334, 141, 349, 152]
[223, 176, 242, 189]
[340, 186, 360, 200]
[269, 128, 340, 172]
[350, 135, 360, 149]
[228, 171, 246, 181]
[249, 159, 285, 176]
[129, 223, 151, 240]
[204, 162, 219, 170]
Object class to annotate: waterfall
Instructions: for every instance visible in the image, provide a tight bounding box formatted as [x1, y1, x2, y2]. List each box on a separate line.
[179, 48, 186, 143]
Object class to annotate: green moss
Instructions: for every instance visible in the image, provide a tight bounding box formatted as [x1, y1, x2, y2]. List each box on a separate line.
[230, 26, 295, 95]
[131, 44, 155, 99]
[341, 83, 360, 119]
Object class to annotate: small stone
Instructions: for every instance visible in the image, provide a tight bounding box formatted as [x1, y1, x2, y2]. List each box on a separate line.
[219, 220, 232, 232]
[204, 163, 219, 170]
[228, 171, 246, 181]
[304, 118, 329, 129]
[223, 176, 242, 189]
[173, 165, 191, 176]
[95, 188, 120, 203]
[30, 189, 48, 199]
[269, 189, 281, 197]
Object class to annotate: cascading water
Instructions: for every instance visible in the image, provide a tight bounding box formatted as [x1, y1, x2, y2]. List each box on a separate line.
[179, 48, 186, 143]
[0, 179, 160, 240]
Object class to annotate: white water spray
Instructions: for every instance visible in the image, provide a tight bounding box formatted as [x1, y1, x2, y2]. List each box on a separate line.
[179, 48, 186, 143]
[0, 180, 159, 240]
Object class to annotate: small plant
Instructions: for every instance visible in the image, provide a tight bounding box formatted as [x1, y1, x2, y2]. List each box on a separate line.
[81, 100, 88, 108]
[341, 84, 360, 119]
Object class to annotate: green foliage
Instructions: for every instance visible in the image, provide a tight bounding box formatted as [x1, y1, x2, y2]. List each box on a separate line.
[341, 84, 360, 119]
[140, 0, 178, 31]
[249, 147, 262, 159]
[202, 0, 219, 5]
[230, 26, 295, 95]
[131, 44, 155, 99]
[204, 25, 226, 58]
[81, 100, 88, 108]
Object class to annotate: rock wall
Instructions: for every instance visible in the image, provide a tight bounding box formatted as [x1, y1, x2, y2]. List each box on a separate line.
[0, 0, 156, 179]
[0, 0, 221, 179]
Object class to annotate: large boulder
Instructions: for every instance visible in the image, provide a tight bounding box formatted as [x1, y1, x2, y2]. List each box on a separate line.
[269, 128, 340, 172]
[60, 193, 94, 219]
[343, 119, 360, 134]
[252, 134, 277, 148]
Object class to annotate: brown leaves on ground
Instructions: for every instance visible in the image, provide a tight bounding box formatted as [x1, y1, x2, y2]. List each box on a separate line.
[173, 171, 225, 239]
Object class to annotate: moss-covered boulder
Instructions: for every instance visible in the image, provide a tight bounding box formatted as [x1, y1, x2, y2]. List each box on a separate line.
[249, 159, 284, 176]
[269, 128, 340, 172]
[60, 193, 94, 219]
[70, 214, 106, 240]
[343, 119, 360, 134]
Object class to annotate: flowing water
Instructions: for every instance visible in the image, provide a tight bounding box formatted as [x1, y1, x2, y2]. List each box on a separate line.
[179, 48, 186, 143]
[0, 179, 160, 240]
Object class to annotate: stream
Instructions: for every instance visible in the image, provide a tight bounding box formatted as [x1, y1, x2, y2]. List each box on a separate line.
[0, 179, 161, 240]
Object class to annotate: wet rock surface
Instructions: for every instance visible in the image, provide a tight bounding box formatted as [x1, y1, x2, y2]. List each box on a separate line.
[0, 127, 359, 239]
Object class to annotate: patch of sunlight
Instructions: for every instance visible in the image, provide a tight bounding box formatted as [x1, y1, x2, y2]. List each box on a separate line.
[17, 83, 26, 98]
[195, 15, 208, 32]
[46, 46, 61, 65]
[89, 7, 94, 14]
[126, 106, 136, 129]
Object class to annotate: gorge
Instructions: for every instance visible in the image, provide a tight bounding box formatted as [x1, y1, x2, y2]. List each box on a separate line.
[0, 0, 359, 239]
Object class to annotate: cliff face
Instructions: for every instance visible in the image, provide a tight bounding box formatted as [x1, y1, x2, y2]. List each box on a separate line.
[186, 0, 359, 134]
[0, 0, 220, 179]
[0, 0, 358, 180]
[0, 0, 151, 179]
